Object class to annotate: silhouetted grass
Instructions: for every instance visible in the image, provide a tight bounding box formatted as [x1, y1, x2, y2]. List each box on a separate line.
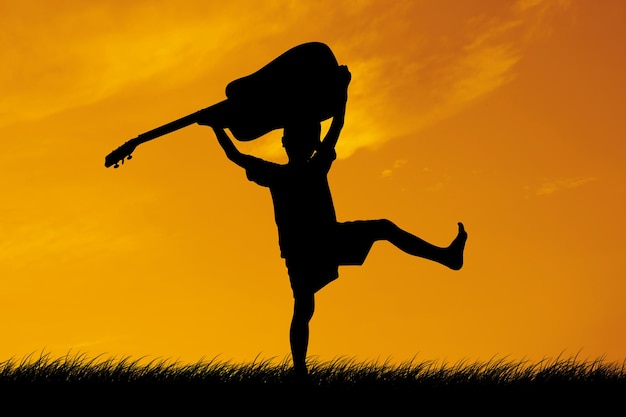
[1, 352, 624, 413]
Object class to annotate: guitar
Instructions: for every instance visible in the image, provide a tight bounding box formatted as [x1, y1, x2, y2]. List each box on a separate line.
[104, 41, 344, 168]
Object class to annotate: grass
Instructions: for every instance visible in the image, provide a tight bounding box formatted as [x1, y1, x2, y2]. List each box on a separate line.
[1, 352, 624, 413]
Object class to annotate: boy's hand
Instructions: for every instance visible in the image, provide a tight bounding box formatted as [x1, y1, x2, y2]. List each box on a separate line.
[337, 65, 351, 88]
[196, 115, 213, 126]
[332, 65, 350, 113]
[196, 107, 220, 126]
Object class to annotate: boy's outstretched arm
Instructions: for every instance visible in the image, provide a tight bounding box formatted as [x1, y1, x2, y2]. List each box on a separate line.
[211, 126, 254, 169]
[321, 65, 351, 151]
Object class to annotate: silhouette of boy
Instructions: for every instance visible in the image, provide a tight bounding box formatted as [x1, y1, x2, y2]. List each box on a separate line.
[201, 65, 467, 378]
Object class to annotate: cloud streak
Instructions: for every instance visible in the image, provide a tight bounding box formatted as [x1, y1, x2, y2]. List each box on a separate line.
[0, 1, 280, 127]
[534, 176, 598, 197]
[329, 0, 572, 159]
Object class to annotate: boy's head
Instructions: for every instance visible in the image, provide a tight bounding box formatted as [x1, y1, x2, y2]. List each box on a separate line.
[282, 119, 322, 162]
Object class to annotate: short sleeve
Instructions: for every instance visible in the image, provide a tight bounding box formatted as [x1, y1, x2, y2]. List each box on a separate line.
[245, 157, 282, 187]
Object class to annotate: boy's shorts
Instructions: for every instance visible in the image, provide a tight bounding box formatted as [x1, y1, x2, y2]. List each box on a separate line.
[286, 221, 376, 295]
[286, 257, 339, 295]
[334, 221, 376, 265]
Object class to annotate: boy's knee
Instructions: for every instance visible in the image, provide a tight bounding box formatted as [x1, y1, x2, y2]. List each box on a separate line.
[377, 218, 394, 228]
[371, 218, 395, 234]
[293, 302, 314, 322]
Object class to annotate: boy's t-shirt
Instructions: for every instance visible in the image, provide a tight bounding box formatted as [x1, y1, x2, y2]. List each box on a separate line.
[244, 146, 340, 293]
[243, 145, 376, 293]
[244, 146, 337, 260]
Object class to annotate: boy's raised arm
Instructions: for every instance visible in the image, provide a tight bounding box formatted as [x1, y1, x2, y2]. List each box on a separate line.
[321, 65, 351, 151]
[211, 126, 254, 169]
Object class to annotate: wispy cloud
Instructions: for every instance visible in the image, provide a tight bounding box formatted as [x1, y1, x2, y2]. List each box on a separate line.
[0, 2, 280, 127]
[526, 176, 598, 197]
[381, 159, 408, 178]
[331, 0, 572, 159]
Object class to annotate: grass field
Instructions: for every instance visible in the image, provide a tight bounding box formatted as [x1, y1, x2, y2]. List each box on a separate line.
[1, 352, 624, 414]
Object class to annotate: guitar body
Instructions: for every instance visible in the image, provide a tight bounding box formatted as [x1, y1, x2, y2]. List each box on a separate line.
[219, 41, 342, 141]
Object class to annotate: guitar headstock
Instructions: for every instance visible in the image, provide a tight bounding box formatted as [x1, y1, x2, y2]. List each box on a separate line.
[105, 139, 138, 168]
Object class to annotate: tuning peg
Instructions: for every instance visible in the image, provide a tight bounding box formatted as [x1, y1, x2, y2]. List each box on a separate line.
[114, 163, 119, 168]
[127, 154, 133, 160]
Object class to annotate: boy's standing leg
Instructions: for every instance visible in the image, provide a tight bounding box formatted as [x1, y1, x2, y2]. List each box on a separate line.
[290, 290, 315, 377]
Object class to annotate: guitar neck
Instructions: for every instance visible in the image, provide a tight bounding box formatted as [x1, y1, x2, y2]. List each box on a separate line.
[105, 100, 231, 168]
[133, 108, 205, 146]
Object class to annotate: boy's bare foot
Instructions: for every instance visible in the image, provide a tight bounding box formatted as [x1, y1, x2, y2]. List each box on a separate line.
[443, 222, 467, 270]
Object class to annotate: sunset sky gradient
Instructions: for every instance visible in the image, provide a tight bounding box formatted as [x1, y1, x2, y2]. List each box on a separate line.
[2, 0, 625, 367]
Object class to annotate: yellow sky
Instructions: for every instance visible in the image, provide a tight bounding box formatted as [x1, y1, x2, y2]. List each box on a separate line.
[2, 0, 625, 367]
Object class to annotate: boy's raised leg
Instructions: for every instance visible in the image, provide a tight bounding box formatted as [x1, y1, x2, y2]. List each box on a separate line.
[345, 219, 467, 270]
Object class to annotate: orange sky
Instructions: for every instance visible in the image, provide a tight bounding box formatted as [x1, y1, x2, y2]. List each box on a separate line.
[2, 0, 625, 367]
